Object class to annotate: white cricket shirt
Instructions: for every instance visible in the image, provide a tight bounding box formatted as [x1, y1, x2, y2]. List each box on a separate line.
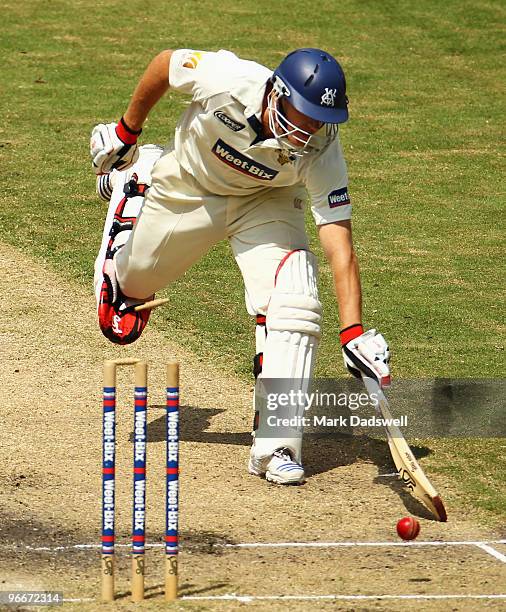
[168, 49, 352, 225]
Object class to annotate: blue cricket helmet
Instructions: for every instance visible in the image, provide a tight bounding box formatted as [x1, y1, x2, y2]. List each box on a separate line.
[272, 48, 349, 124]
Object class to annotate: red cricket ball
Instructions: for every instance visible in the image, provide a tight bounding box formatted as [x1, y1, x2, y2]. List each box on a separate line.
[396, 517, 420, 540]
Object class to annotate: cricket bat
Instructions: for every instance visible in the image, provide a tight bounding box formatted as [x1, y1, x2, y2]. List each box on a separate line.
[362, 375, 447, 522]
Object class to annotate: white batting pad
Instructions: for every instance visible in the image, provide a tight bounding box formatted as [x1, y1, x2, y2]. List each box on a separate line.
[253, 250, 322, 462]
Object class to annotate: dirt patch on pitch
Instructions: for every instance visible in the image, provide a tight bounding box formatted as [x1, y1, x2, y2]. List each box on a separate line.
[1, 240, 505, 610]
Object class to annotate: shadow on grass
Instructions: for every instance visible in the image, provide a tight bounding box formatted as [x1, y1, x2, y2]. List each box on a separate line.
[143, 403, 251, 446]
[138, 404, 439, 521]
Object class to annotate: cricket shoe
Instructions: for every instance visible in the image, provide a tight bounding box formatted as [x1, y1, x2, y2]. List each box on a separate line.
[249, 447, 305, 485]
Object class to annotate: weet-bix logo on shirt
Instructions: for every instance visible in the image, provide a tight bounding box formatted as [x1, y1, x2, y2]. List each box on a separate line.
[328, 187, 351, 208]
[212, 139, 279, 181]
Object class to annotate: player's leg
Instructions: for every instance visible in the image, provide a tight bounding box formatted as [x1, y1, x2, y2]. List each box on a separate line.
[94, 145, 164, 344]
[95, 148, 227, 344]
[229, 187, 321, 484]
[249, 248, 321, 484]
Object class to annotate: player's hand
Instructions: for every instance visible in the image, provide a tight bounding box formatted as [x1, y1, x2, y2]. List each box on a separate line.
[340, 324, 390, 388]
[90, 117, 141, 175]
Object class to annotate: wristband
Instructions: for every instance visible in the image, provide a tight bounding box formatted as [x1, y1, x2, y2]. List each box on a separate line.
[339, 323, 363, 346]
[115, 116, 142, 145]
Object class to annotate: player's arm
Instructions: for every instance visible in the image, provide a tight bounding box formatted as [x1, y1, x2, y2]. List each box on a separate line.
[318, 220, 390, 387]
[122, 50, 173, 132]
[90, 50, 173, 175]
[317, 219, 361, 329]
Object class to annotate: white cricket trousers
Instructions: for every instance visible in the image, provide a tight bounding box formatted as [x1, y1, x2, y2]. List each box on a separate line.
[114, 148, 309, 316]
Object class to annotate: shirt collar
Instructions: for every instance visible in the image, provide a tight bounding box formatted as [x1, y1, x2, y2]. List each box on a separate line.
[245, 80, 285, 147]
[244, 79, 268, 121]
[244, 80, 267, 144]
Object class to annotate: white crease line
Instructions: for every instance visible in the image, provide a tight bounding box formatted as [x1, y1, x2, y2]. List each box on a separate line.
[475, 543, 506, 564]
[59, 594, 506, 604]
[19, 543, 163, 551]
[220, 540, 506, 549]
[182, 594, 506, 602]
[9, 539, 506, 552]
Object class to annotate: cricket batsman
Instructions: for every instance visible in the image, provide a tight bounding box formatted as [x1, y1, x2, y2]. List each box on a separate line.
[90, 48, 390, 484]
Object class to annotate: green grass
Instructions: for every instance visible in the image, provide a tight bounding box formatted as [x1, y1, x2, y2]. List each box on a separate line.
[1, 0, 504, 525]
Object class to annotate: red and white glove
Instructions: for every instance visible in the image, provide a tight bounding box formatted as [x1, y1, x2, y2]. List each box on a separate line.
[340, 324, 391, 388]
[90, 117, 141, 175]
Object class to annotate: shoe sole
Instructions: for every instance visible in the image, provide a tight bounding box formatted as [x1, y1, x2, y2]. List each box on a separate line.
[265, 470, 305, 485]
[248, 470, 306, 485]
[249, 461, 305, 485]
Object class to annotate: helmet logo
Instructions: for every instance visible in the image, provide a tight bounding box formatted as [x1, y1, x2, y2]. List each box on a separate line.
[321, 88, 337, 107]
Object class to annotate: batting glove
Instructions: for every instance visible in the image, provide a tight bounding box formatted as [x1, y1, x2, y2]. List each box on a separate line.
[340, 324, 391, 388]
[90, 117, 141, 175]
